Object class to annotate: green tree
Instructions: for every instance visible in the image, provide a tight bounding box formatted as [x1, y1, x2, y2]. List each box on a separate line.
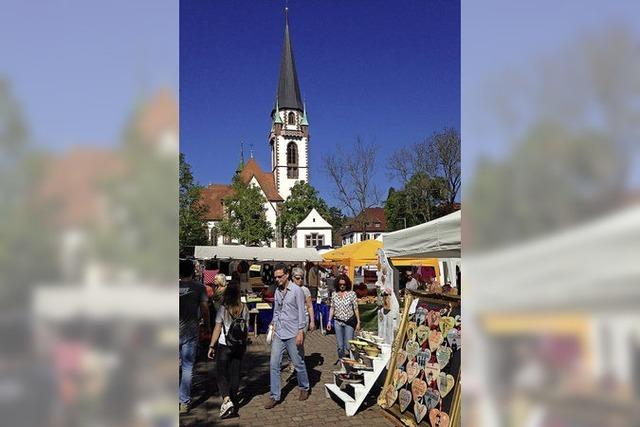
[179, 152, 209, 253]
[216, 176, 273, 246]
[277, 181, 329, 247]
[384, 173, 451, 231]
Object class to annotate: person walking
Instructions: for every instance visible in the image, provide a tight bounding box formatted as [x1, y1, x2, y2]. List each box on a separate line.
[326, 274, 360, 364]
[207, 282, 248, 419]
[179, 259, 210, 414]
[265, 263, 310, 409]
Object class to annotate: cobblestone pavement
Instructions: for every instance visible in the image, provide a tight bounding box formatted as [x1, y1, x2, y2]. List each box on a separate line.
[180, 330, 394, 426]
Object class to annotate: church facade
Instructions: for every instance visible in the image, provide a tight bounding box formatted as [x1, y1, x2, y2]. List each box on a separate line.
[201, 12, 331, 248]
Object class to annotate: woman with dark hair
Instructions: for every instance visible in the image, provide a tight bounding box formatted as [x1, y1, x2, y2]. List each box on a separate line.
[207, 283, 248, 419]
[326, 274, 360, 363]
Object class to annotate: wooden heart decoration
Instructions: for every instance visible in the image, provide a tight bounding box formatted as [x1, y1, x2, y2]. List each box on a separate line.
[424, 388, 440, 410]
[429, 330, 444, 350]
[416, 325, 430, 345]
[416, 349, 431, 369]
[436, 346, 452, 369]
[429, 408, 450, 427]
[405, 321, 417, 342]
[399, 388, 412, 413]
[414, 398, 427, 424]
[427, 310, 441, 329]
[406, 340, 420, 360]
[415, 307, 428, 325]
[406, 360, 420, 383]
[424, 364, 441, 388]
[438, 372, 455, 398]
[439, 316, 455, 336]
[411, 377, 427, 401]
[394, 368, 408, 390]
[384, 384, 398, 407]
[446, 328, 461, 348]
[396, 349, 408, 368]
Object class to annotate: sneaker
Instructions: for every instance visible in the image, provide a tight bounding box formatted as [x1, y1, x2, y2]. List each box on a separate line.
[264, 397, 279, 409]
[219, 399, 234, 419]
[298, 389, 309, 401]
[179, 403, 190, 414]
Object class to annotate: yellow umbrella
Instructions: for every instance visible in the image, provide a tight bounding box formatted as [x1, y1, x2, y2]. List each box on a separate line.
[322, 240, 382, 280]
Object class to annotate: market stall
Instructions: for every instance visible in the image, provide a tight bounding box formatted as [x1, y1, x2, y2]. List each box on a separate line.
[377, 210, 462, 426]
[194, 245, 323, 334]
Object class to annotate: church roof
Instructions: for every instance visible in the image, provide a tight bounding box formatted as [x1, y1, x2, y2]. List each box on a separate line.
[275, 9, 304, 112]
[239, 158, 283, 202]
[200, 184, 234, 220]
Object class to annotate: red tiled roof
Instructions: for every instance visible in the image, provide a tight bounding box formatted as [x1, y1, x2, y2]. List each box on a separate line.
[340, 207, 387, 235]
[200, 184, 234, 221]
[136, 88, 178, 144]
[239, 158, 283, 201]
[38, 147, 124, 227]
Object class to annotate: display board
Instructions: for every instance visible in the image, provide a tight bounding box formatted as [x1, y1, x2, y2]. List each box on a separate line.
[378, 291, 461, 427]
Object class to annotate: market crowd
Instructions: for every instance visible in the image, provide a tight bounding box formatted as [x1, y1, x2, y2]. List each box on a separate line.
[179, 258, 367, 419]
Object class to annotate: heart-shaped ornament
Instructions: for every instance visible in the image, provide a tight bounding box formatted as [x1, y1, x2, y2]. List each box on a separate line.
[438, 373, 455, 398]
[415, 307, 428, 325]
[393, 368, 408, 390]
[439, 316, 455, 336]
[416, 325, 430, 345]
[436, 346, 452, 369]
[446, 328, 461, 349]
[427, 310, 441, 329]
[429, 330, 444, 350]
[414, 398, 428, 424]
[396, 349, 408, 368]
[384, 384, 398, 407]
[416, 349, 431, 369]
[406, 340, 420, 360]
[429, 409, 450, 427]
[424, 388, 440, 410]
[405, 321, 417, 342]
[406, 360, 420, 383]
[424, 364, 441, 388]
[399, 388, 412, 413]
[411, 378, 427, 401]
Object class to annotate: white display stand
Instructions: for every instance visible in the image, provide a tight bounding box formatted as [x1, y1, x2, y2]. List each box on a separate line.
[324, 336, 392, 416]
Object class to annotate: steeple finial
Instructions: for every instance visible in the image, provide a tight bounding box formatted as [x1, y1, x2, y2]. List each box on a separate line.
[249, 143, 255, 159]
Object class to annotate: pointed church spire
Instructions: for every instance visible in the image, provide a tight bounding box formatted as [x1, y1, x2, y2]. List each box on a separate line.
[276, 6, 304, 111]
[236, 141, 245, 173]
[273, 97, 283, 124]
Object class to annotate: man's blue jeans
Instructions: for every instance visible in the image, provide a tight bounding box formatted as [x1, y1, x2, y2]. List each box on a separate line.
[270, 334, 309, 401]
[179, 335, 198, 405]
[334, 320, 355, 359]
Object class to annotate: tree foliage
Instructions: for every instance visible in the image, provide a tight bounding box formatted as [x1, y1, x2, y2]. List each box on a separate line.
[388, 128, 461, 206]
[384, 173, 452, 231]
[179, 152, 209, 253]
[277, 181, 329, 247]
[216, 176, 273, 246]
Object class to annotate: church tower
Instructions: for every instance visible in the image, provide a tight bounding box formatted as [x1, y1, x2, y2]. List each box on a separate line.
[269, 8, 309, 201]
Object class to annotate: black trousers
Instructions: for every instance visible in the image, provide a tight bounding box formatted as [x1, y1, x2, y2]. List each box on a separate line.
[216, 344, 244, 406]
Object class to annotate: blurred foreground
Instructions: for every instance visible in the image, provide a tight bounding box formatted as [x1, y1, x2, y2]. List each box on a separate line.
[463, 2, 640, 427]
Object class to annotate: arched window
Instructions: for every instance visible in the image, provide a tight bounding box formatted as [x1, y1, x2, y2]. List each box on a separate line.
[288, 111, 296, 125]
[287, 142, 298, 179]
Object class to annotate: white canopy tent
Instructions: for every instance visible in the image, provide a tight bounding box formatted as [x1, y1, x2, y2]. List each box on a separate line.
[383, 210, 461, 259]
[194, 245, 323, 262]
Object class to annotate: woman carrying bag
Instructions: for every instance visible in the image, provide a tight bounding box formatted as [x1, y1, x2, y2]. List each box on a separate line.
[207, 283, 248, 419]
[326, 274, 360, 364]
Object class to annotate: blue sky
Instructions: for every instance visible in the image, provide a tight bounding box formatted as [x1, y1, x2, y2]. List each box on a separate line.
[180, 0, 461, 209]
[0, 0, 178, 150]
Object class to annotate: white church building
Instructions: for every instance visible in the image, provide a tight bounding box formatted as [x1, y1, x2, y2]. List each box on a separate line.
[201, 11, 332, 248]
